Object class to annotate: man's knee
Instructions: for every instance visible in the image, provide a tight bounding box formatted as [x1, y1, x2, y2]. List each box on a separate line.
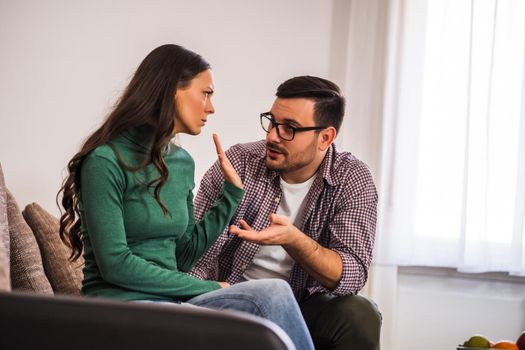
[335, 295, 382, 340]
[334, 295, 381, 349]
[301, 294, 382, 350]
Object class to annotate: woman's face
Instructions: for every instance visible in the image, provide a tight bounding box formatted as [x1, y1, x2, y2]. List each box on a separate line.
[173, 69, 215, 135]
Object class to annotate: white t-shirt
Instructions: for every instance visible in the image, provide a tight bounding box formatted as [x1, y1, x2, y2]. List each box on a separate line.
[243, 175, 316, 281]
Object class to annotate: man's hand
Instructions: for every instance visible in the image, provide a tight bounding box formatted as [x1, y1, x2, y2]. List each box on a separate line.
[230, 213, 343, 290]
[213, 133, 243, 189]
[229, 214, 301, 247]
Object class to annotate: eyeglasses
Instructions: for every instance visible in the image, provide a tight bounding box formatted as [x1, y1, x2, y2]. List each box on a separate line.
[259, 112, 327, 141]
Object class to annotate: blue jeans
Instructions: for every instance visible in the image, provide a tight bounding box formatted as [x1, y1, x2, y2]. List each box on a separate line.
[187, 279, 314, 350]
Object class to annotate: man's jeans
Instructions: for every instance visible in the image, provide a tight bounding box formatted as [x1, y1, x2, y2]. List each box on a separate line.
[187, 279, 314, 350]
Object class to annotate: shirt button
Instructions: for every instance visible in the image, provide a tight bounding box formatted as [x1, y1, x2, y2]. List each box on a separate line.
[241, 264, 247, 269]
[274, 197, 279, 203]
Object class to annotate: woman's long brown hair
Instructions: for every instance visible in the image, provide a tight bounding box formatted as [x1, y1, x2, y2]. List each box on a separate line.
[57, 44, 210, 261]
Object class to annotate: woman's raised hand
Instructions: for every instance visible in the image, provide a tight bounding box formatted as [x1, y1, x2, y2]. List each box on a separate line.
[213, 134, 243, 189]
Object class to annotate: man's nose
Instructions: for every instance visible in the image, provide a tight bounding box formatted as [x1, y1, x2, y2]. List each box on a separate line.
[266, 125, 281, 143]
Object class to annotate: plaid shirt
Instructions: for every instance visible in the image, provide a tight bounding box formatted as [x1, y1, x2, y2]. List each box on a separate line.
[190, 140, 377, 299]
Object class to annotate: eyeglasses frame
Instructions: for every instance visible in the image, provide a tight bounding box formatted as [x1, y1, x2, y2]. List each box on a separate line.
[259, 112, 328, 141]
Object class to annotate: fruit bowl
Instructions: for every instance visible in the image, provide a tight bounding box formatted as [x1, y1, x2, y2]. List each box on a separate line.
[460, 331, 524, 350]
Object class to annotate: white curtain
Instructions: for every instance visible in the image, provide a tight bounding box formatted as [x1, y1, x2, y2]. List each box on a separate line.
[376, 0, 525, 276]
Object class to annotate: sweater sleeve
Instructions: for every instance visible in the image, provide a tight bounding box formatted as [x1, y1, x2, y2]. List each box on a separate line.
[175, 181, 244, 272]
[80, 154, 222, 299]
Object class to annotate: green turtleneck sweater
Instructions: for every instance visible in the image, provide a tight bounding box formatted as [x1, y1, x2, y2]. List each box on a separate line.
[79, 127, 244, 301]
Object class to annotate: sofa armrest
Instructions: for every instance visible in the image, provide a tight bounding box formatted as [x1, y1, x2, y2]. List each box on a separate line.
[0, 291, 295, 350]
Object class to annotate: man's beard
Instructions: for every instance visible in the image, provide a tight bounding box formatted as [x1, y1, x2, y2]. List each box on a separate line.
[264, 140, 316, 173]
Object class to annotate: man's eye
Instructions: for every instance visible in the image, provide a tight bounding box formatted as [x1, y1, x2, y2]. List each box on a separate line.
[283, 125, 295, 133]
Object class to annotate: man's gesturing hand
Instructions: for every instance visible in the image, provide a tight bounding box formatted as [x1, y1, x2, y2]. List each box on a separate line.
[229, 214, 301, 247]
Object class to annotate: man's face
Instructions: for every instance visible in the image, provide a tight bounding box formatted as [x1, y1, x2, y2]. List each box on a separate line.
[264, 98, 321, 176]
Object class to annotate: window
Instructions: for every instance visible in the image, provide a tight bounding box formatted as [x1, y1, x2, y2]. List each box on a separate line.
[378, 0, 525, 275]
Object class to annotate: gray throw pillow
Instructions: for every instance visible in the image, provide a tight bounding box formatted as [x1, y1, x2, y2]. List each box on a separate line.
[23, 203, 83, 295]
[7, 190, 53, 294]
[0, 163, 10, 291]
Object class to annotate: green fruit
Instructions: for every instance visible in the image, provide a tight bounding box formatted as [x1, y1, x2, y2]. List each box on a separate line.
[465, 335, 491, 348]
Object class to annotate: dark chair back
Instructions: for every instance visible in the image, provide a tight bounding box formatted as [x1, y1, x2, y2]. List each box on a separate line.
[0, 291, 295, 350]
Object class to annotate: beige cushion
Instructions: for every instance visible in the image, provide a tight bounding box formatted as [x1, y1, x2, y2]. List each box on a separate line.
[7, 190, 53, 294]
[0, 164, 10, 291]
[23, 203, 83, 295]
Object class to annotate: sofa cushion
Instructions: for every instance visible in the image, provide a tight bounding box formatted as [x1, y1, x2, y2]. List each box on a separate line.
[0, 164, 10, 291]
[7, 190, 53, 294]
[23, 203, 83, 295]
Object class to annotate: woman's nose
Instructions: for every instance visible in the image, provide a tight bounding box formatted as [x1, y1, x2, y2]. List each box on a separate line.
[206, 100, 215, 114]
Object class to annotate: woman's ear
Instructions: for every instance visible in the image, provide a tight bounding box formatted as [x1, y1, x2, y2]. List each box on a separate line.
[319, 127, 337, 151]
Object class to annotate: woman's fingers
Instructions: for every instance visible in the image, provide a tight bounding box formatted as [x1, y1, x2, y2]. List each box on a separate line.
[217, 281, 230, 288]
[213, 133, 225, 157]
[212, 134, 243, 189]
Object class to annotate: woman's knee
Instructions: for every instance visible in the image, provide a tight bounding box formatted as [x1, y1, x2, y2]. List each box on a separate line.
[240, 279, 297, 314]
[265, 279, 293, 294]
[243, 279, 294, 298]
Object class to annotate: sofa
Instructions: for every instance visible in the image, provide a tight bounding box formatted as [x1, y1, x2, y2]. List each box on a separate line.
[0, 163, 294, 350]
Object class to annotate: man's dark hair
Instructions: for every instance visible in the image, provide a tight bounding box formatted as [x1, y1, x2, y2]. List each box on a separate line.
[276, 76, 345, 132]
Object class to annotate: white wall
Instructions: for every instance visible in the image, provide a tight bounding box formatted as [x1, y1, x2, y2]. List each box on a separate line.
[0, 0, 335, 215]
[394, 269, 525, 350]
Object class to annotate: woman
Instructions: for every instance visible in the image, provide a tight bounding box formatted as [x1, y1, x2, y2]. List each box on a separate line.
[58, 44, 313, 350]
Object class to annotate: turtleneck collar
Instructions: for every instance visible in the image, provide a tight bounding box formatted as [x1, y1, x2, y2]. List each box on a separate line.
[115, 125, 176, 157]
[117, 125, 155, 154]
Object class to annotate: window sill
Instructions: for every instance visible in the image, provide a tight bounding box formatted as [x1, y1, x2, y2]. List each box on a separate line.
[398, 265, 525, 284]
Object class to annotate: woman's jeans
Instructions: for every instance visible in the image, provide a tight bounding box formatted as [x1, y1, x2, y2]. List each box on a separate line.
[186, 279, 314, 350]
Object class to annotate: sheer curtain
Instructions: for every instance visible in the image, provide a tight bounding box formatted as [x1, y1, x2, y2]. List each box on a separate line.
[377, 0, 525, 276]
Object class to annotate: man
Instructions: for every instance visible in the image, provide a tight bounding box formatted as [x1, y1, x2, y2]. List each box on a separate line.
[190, 76, 381, 350]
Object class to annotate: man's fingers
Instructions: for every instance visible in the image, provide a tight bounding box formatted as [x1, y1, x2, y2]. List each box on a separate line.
[230, 224, 259, 240]
[239, 219, 253, 230]
[229, 225, 249, 236]
[269, 213, 288, 225]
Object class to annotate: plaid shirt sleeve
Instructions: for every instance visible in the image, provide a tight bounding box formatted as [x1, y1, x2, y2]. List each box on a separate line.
[307, 162, 378, 296]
